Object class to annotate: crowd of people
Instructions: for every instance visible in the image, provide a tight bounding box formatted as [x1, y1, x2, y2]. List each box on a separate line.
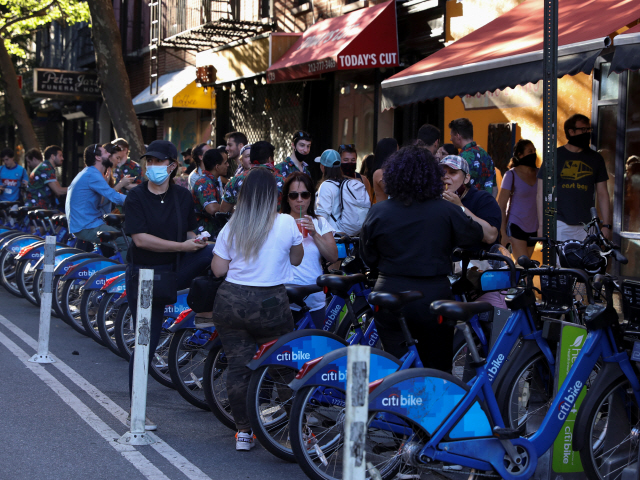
[0, 112, 614, 449]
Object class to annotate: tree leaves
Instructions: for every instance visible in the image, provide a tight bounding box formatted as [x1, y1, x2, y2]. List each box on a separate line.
[1, 0, 90, 57]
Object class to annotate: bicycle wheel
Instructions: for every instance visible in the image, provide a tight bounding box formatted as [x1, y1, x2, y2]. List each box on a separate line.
[16, 258, 39, 305]
[60, 278, 88, 335]
[203, 343, 235, 430]
[150, 329, 174, 389]
[52, 275, 67, 320]
[579, 377, 640, 480]
[290, 386, 408, 480]
[168, 328, 211, 409]
[247, 364, 299, 462]
[451, 328, 485, 383]
[97, 293, 124, 357]
[80, 289, 107, 346]
[0, 247, 22, 296]
[114, 303, 134, 360]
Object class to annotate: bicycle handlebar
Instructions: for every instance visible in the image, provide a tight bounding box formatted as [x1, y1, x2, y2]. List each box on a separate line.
[526, 266, 594, 304]
[453, 248, 517, 288]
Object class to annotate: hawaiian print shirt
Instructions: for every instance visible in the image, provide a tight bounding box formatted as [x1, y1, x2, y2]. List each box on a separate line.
[275, 157, 311, 178]
[222, 163, 285, 211]
[459, 142, 496, 193]
[112, 159, 143, 213]
[26, 160, 59, 209]
[192, 171, 224, 236]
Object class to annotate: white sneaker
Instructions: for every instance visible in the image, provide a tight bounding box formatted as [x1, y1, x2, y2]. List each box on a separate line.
[235, 431, 255, 451]
[126, 413, 157, 431]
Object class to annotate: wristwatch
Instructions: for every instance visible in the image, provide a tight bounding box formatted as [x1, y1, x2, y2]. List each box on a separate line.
[460, 206, 466, 214]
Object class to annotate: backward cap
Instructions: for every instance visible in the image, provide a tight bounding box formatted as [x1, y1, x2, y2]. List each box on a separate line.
[316, 149, 341, 168]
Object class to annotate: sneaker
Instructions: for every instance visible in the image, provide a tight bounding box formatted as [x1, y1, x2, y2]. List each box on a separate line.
[194, 316, 216, 328]
[126, 413, 157, 431]
[235, 431, 256, 451]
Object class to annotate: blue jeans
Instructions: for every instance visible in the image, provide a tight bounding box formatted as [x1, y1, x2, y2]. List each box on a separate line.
[126, 244, 214, 398]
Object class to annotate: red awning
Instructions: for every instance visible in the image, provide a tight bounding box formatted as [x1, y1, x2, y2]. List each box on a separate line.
[267, 0, 398, 83]
[381, 0, 640, 109]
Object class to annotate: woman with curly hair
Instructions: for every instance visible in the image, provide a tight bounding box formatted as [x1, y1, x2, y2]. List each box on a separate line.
[360, 146, 483, 372]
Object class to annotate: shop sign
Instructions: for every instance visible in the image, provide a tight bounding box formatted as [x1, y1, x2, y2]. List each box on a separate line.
[462, 80, 542, 110]
[33, 69, 100, 96]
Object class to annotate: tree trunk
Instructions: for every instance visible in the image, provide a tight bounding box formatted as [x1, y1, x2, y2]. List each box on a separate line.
[0, 39, 39, 150]
[87, 0, 145, 168]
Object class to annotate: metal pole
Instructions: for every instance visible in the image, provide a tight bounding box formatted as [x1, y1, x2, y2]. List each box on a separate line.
[373, 69, 380, 151]
[29, 236, 56, 364]
[542, 0, 558, 264]
[118, 268, 155, 445]
[343, 345, 370, 480]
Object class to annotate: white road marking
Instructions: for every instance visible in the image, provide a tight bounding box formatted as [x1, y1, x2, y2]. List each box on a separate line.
[0, 314, 212, 480]
[0, 329, 171, 480]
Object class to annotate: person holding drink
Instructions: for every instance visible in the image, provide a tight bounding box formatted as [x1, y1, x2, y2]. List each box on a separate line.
[282, 172, 338, 328]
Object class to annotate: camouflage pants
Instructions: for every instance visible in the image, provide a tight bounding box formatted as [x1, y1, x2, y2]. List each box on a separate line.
[213, 281, 294, 431]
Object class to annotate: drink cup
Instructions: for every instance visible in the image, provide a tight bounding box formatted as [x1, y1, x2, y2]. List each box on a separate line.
[296, 218, 308, 238]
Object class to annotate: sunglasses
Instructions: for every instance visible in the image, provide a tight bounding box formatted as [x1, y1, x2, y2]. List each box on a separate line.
[288, 191, 311, 200]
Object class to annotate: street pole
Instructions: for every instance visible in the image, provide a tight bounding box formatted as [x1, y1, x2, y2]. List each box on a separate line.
[343, 345, 370, 480]
[542, 0, 558, 264]
[29, 235, 56, 364]
[118, 268, 155, 445]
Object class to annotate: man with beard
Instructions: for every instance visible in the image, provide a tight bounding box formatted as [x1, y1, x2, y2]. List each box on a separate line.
[225, 132, 247, 178]
[536, 114, 611, 241]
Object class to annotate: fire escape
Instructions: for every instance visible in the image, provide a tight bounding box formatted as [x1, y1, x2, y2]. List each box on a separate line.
[149, 0, 276, 94]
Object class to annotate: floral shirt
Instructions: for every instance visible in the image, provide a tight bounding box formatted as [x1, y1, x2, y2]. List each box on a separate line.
[192, 171, 224, 236]
[459, 142, 496, 193]
[275, 157, 310, 178]
[26, 160, 59, 209]
[222, 163, 285, 211]
[112, 159, 142, 214]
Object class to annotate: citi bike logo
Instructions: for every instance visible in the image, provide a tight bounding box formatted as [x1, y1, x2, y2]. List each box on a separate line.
[321, 369, 346, 382]
[165, 304, 188, 314]
[95, 279, 105, 286]
[382, 392, 423, 407]
[78, 269, 97, 277]
[276, 349, 311, 362]
[487, 354, 505, 381]
[557, 380, 583, 421]
[367, 330, 379, 347]
[323, 304, 342, 331]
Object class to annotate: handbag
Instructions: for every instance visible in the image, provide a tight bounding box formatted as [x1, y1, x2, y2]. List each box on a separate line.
[187, 272, 225, 313]
[131, 186, 181, 305]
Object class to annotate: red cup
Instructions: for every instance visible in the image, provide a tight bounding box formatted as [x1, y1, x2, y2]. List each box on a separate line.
[296, 218, 308, 238]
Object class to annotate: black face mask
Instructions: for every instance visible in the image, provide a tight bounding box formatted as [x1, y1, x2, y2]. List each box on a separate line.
[340, 162, 357, 177]
[518, 153, 537, 168]
[294, 147, 312, 163]
[102, 158, 113, 169]
[567, 132, 591, 150]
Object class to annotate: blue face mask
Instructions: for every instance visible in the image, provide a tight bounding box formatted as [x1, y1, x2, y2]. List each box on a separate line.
[146, 165, 171, 185]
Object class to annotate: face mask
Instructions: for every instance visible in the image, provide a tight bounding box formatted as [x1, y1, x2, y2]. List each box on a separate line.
[294, 147, 312, 163]
[567, 132, 591, 150]
[341, 163, 357, 177]
[147, 165, 170, 185]
[518, 153, 537, 168]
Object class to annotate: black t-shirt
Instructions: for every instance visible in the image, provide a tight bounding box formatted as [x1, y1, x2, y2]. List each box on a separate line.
[461, 187, 502, 252]
[537, 146, 608, 225]
[124, 181, 197, 265]
[360, 197, 484, 277]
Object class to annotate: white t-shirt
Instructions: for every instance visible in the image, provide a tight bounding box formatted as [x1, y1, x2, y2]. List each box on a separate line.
[290, 216, 335, 312]
[214, 214, 303, 286]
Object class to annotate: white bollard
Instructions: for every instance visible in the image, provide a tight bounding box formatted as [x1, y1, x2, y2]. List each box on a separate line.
[343, 345, 371, 480]
[29, 236, 56, 364]
[118, 268, 155, 445]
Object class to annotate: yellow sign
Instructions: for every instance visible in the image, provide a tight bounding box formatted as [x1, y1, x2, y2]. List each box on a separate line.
[173, 81, 216, 110]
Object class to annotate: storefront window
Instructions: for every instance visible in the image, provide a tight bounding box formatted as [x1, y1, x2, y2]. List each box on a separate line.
[599, 63, 620, 101]
[621, 238, 640, 278]
[624, 70, 640, 234]
[339, 82, 374, 157]
[597, 104, 617, 216]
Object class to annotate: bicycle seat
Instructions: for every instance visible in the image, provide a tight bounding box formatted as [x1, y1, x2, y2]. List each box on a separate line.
[368, 291, 423, 310]
[103, 214, 124, 228]
[430, 300, 494, 322]
[36, 209, 59, 219]
[285, 284, 323, 306]
[317, 273, 367, 297]
[10, 206, 35, 219]
[97, 231, 122, 243]
[27, 209, 40, 220]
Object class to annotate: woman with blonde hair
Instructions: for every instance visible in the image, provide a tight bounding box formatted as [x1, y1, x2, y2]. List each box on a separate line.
[211, 167, 303, 451]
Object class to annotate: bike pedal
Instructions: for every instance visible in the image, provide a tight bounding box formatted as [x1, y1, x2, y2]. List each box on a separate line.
[493, 427, 519, 439]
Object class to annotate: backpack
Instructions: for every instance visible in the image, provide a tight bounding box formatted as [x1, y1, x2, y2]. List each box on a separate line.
[327, 178, 371, 236]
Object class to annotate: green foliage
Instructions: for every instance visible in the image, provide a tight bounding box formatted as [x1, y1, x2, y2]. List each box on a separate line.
[1, 0, 91, 58]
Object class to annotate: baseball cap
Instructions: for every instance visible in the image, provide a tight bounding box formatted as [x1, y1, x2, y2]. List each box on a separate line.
[440, 155, 469, 175]
[181, 147, 192, 156]
[141, 140, 178, 161]
[315, 149, 341, 168]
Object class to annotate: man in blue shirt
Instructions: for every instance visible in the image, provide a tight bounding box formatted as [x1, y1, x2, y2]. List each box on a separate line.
[66, 144, 132, 260]
[0, 148, 29, 203]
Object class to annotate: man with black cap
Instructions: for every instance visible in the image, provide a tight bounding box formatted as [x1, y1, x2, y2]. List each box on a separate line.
[182, 147, 195, 175]
[275, 130, 312, 178]
[220, 140, 285, 213]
